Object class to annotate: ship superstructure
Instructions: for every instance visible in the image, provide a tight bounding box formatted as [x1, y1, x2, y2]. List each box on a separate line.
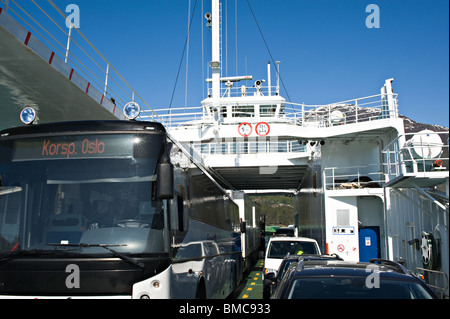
[146, 0, 449, 297]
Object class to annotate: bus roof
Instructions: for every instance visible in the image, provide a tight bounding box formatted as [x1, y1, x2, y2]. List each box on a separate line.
[0, 120, 166, 138]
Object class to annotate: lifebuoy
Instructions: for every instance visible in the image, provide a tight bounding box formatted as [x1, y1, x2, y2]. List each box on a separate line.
[433, 159, 443, 167]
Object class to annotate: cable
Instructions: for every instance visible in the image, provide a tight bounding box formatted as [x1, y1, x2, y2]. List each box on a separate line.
[245, 0, 292, 102]
[169, 0, 198, 111]
[185, 0, 191, 109]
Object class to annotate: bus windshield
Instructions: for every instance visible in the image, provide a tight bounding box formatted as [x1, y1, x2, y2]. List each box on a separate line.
[0, 133, 167, 256]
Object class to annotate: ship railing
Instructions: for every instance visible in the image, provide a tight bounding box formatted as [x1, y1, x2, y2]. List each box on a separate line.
[208, 85, 280, 98]
[141, 106, 211, 127]
[287, 93, 399, 128]
[415, 267, 449, 299]
[192, 139, 308, 155]
[323, 165, 385, 190]
[0, 0, 161, 123]
[153, 92, 398, 128]
[382, 131, 449, 182]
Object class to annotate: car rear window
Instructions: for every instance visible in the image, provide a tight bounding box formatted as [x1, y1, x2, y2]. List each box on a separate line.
[287, 277, 435, 299]
[268, 241, 319, 258]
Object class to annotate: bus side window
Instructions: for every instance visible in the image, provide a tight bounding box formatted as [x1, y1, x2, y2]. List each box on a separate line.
[177, 195, 184, 232]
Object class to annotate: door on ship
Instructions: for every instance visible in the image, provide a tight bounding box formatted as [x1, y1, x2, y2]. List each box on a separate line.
[358, 226, 380, 262]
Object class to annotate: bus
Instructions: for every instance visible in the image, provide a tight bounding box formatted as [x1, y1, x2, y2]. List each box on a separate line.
[0, 119, 243, 299]
[229, 190, 262, 274]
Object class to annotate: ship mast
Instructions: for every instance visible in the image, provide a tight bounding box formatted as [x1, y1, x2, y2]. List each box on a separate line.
[211, 0, 221, 108]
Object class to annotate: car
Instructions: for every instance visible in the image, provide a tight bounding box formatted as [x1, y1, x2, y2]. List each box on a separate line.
[263, 254, 343, 299]
[264, 237, 321, 278]
[271, 258, 438, 299]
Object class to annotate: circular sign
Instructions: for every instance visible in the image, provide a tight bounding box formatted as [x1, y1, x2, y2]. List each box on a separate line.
[238, 122, 252, 137]
[337, 244, 345, 252]
[255, 122, 270, 136]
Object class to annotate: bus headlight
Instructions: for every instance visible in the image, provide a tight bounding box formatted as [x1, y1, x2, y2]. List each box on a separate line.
[123, 102, 140, 120]
[20, 107, 37, 125]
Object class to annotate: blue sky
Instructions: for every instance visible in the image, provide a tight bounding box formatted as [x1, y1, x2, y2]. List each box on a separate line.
[7, 0, 450, 127]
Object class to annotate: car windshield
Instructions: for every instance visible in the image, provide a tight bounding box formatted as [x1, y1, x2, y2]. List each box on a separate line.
[268, 241, 319, 258]
[287, 276, 435, 299]
[0, 133, 168, 256]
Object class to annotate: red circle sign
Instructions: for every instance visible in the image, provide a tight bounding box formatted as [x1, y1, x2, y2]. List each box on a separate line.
[337, 244, 345, 252]
[238, 122, 252, 137]
[255, 122, 270, 136]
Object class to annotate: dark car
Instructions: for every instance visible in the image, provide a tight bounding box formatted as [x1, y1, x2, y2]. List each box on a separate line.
[271, 258, 438, 299]
[263, 254, 343, 299]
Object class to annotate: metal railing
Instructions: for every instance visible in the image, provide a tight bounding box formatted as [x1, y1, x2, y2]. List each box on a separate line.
[192, 139, 308, 155]
[290, 93, 399, 127]
[150, 92, 398, 128]
[383, 131, 449, 182]
[323, 165, 385, 190]
[415, 267, 449, 299]
[0, 0, 161, 123]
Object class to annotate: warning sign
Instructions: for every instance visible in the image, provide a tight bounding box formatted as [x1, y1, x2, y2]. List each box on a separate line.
[255, 122, 270, 136]
[337, 244, 345, 252]
[238, 122, 252, 137]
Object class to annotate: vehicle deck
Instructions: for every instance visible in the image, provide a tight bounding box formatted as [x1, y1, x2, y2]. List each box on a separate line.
[236, 259, 264, 299]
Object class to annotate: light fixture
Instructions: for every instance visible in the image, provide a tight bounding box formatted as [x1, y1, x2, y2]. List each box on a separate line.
[123, 102, 140, 120]
[20, 107, 37, 125]
[210, 61, 220, 69]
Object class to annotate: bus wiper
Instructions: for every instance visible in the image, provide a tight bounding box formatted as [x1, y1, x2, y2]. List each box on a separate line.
[46, 243, 146, 270]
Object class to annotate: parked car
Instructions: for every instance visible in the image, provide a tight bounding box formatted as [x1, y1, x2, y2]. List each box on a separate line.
[263, 254, 343, 299]
[264, 237, 321, 278]
[271, 258, 438, 299]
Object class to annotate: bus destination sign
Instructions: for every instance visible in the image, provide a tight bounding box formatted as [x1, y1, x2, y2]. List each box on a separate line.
[13, 135, 134, 161]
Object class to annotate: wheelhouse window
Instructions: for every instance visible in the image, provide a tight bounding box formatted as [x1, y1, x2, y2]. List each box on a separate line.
[260, 105, 277, 117]
[232, 105, 254, 117]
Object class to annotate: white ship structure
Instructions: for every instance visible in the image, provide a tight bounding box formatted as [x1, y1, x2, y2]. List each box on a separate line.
[144, 0, 449, 297]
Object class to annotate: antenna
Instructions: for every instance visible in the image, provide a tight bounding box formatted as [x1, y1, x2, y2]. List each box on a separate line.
[276, 61, 280, 95]
[211, 0, 221, 107]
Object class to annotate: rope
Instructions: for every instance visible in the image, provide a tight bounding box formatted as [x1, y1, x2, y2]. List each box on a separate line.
[168, 0, 198, 111]
[245, 0, 292, 102]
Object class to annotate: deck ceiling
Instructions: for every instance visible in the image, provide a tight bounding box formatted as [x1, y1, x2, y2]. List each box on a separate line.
[213, 165, 310, 191]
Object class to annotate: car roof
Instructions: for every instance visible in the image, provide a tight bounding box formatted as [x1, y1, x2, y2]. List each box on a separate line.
[268, 237, 318, 243]
[295, 260, 414, 279]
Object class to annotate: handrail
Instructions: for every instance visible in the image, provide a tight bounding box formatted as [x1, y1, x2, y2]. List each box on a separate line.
[382, 131, 449, 181]
[154, 92, 399, 128]
[415, 267, 449, 299]
[323, 165, 385, 190]
[192, 139, 308, 155]
[0, 0, 163, 123]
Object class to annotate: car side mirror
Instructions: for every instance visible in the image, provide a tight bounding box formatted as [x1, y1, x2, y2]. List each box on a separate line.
[240, 220, 246, 233]
[265, 272, 276, 282]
